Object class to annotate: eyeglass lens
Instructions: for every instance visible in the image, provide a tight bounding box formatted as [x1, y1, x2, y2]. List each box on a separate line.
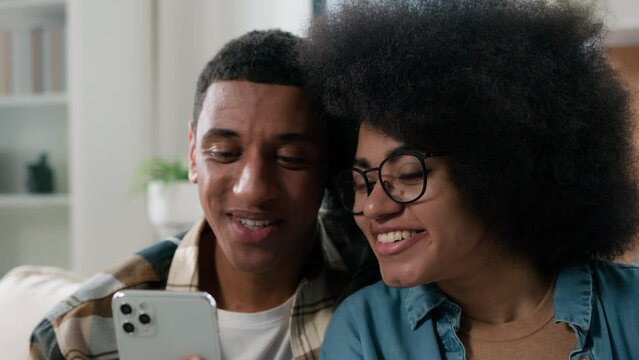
[338, 154, 426, 214]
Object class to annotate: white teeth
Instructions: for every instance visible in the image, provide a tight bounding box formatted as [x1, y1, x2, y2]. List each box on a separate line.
[376, 230, 417, 244]
[238, 218, 273, 229]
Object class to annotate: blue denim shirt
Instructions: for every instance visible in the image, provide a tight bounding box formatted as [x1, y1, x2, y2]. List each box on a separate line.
[320, 262, 639, 360]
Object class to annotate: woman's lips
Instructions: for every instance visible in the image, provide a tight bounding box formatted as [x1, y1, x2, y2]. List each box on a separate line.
[372, 230, 426, 256]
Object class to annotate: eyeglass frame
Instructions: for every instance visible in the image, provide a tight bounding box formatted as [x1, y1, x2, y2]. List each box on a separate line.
[336, 150, 454, 215]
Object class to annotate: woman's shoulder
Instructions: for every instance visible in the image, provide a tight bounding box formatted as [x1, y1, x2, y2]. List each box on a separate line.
[591, 261, 639, 285]
[590, 261, 639, 296]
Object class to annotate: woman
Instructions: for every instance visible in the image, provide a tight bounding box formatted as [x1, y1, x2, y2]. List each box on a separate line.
[301, 0, 639, 359]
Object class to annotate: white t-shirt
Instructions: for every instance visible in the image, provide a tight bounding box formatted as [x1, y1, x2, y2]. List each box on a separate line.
[217, 296, 295, 360]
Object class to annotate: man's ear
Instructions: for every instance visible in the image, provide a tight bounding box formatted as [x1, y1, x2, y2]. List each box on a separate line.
[188, 121, 198, 184]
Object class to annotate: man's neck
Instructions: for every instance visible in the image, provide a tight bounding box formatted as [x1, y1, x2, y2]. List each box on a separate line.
[197, 230, 312, 313]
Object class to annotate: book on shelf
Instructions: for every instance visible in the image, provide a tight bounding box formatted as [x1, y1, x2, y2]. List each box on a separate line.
[0, 24, 66, 97]
[48, 25, 65, 92]
[0, 30, 10, 95]
[31, 28, 42, 93]
[11, 27, 31, 95]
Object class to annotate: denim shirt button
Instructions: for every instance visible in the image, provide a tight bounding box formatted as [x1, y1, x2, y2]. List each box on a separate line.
[580, 355, 590, 360]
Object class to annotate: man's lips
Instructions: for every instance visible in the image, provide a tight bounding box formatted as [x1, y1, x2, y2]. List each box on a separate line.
[228, 210, 281, 222]
[227, 211, 283, 243]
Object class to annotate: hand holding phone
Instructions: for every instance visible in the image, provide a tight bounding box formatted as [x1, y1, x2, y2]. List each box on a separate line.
[111, 290, 221, 360]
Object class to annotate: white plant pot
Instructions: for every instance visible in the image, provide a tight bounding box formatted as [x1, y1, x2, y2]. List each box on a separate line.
[147, 181, 202, 234]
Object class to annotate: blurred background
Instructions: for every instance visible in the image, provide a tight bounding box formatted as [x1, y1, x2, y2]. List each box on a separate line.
[0, 0, 637, 277]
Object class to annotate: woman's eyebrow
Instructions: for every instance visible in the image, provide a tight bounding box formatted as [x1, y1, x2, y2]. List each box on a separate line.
[386, 145, 411, 158]
[353, 145, 410, 168]
[353, 158, 370, 168]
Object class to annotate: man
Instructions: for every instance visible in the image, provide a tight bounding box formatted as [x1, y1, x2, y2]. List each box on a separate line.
[30, 29, 372, 360]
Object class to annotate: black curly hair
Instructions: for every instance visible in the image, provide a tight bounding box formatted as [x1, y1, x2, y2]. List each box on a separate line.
[193, 29, 305, 124]
[301, 0, 639, 270]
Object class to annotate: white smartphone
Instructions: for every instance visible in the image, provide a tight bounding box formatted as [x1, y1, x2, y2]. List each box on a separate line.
[111, 290, 221, 360]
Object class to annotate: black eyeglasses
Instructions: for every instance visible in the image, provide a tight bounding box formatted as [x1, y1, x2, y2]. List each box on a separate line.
[336, 151, 452, 215]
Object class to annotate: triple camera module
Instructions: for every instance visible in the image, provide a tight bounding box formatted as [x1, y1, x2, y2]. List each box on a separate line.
[120, 303, 152, 334]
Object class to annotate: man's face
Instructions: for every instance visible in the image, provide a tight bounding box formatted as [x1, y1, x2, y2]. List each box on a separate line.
[188, 80, 326, 275]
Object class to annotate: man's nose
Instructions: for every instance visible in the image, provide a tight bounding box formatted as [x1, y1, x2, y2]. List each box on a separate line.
[232, 153, 278, 206]
[362, 181, 402, 220]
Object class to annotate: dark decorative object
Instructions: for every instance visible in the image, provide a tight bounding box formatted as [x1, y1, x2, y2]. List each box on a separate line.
[26, 153, 54, 193]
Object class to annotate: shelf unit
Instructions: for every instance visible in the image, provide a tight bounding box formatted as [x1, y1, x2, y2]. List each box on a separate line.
[0, 93, 67, 108]
[0, 193, 69, 208]
[0, 0, 69, 276]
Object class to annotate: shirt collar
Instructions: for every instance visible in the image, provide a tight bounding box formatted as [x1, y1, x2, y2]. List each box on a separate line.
[553, 264, 593, 331]
[405, 283, 449, 330]
[403, 263, 594, 332]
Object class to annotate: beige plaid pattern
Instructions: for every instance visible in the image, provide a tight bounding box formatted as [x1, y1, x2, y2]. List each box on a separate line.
[29, 217, 348, 360]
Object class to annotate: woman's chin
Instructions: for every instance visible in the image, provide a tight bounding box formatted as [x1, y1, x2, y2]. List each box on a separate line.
[380, 269, 422, 288]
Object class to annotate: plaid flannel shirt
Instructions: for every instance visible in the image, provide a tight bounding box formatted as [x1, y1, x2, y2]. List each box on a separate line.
[29, 217, 352, 360]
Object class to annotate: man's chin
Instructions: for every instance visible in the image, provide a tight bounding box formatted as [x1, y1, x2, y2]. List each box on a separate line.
[222, 247, 284, 272]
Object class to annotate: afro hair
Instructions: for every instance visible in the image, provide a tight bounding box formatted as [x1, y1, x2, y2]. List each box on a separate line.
[301, 0, 639, 270]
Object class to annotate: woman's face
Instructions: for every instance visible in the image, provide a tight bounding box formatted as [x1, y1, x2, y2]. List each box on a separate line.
[354, 123, 496, 288]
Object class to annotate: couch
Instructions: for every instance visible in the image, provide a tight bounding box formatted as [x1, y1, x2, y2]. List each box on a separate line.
[0, 265, 82, 359]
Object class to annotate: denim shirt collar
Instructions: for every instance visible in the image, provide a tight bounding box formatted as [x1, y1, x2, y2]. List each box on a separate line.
[405, 283, 449, 330]
[553, 264, 593, 340]
[403, 264, 594, 334]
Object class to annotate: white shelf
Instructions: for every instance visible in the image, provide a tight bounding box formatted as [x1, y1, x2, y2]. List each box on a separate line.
[0, 93, 67, 108]
[0, 193, 69, 208]
[0, 0, 65, 26]
[0, 0, 65, 11]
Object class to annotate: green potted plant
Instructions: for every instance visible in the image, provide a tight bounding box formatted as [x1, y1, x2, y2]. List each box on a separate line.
[132, 157, 202, 236]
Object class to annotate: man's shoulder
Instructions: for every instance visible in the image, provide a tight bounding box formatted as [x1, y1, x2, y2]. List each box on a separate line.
[74, 237, 181, 306]
[29, 237, 182, 359]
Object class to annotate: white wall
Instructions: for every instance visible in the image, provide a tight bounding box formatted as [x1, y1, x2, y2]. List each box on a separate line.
[68, 0, 313, 276]
[603, 0, 639, 46]
[603, 0, 639, 30]
[69, 0, 154, 276]
[155, 0, 312, 160]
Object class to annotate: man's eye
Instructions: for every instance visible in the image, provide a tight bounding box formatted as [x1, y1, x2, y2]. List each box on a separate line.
[276, 154, 308, 169]
[210, 151, 241, 163]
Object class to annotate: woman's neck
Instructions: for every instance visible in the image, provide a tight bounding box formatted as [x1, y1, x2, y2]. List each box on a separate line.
[437, 255, 554, 324]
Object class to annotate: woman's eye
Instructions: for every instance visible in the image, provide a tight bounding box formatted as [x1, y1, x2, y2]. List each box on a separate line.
[353, 182, 368, 194]
[398, 171, 424, 183]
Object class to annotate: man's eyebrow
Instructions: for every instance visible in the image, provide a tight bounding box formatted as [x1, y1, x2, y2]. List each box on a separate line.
[201, 128, 239, 141]
[275, 133, 315, 143]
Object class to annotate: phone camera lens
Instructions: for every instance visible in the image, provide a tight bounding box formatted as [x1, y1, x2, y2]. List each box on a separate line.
[139, 313, 151, 324]
[120, 304, 132, 315]
[123, 322, 135, 333]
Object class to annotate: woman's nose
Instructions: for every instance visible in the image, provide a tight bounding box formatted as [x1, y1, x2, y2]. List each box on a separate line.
[362, 180, 402, 219]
